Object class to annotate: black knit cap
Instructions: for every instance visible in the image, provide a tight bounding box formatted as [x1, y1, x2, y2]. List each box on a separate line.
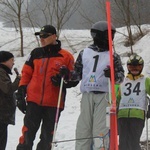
[0, 51, 14, 63]
[35, 25, 57, 35]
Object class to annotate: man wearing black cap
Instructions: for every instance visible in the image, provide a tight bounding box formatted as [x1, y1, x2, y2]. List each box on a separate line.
[16, 25, 78, 150]
[0, 51, 20, 150]
[35, 25, 57, 47]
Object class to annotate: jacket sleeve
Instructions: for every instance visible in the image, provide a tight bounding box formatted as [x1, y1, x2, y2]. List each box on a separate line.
[19, 52, 34, 86]
[63, 50, 84, 88]
[145, 77, 150, 96]
[115, 84, 121, 108]
[113, 53, 124, 84]
[0, 70, 20, 94]
[64, 51, 79, 88]
[72, 50, 83, 81]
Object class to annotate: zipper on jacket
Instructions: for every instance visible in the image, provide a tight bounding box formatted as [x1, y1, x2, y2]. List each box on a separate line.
[40, 57, 50, 105]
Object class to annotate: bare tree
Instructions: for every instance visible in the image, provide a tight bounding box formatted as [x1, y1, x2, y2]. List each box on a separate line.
[0, 0, 81, 56]
[23, 0, 40, 47]
[0, 0, 25, 56]
[78, 0, 105, 28]
[112, 0, 144, 53]
[28, 0, 81, 37]
[95, 0, 150, 54]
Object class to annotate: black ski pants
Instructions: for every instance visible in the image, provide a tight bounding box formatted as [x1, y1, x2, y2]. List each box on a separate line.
[0, 122, 8, 150]
[118, 118, 144, 150]
[16, 102, 62, 150]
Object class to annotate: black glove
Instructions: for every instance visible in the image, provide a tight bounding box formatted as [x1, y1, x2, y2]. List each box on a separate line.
[16, 85, 27, 114]
[104, 66, 111, 78]
[51, 74, 61, 86]
[147, 105, 150, 119]
[51, 66, 70, 86]
[70, 70, 80, 81]
[59, 65, 70, 79]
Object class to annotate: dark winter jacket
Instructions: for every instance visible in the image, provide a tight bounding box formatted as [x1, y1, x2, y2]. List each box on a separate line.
[0, 64, 20, 125]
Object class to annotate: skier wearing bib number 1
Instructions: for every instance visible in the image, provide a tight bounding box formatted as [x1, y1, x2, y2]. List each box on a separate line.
[73, 21, 124, 150]
[117, 54, 150, 150]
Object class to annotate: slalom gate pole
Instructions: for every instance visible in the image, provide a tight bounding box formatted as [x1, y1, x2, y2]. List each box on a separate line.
[106, 1, 118, 150]
[51, 76, 64, 150]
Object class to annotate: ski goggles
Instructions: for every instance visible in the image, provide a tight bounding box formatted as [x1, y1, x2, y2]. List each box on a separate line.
[127, 65, 143, 70]
[39, 33, 53, 39]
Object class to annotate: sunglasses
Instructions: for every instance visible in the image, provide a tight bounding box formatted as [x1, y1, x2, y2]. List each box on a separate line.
[39, 33, 53, 39]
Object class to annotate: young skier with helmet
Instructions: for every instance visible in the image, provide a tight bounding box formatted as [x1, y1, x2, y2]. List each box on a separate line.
[73, 21, 124, 150]
[117, 54, 150, 150]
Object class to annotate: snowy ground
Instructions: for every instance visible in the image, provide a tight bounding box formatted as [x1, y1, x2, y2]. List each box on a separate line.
[0, 22, 150, 149]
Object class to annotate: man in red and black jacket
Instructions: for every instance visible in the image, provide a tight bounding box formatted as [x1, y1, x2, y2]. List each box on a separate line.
[16, 25, 78, 150]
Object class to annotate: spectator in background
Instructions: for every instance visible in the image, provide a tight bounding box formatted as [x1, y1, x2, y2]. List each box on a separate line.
[16, 25, 78, 150]
[72, 21, 124, 150]
[0, 51, 21, 150]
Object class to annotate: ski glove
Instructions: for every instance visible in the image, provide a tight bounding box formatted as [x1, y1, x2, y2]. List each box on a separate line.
[51, 66, 70, 86]
[59, 65, 70, 79]
[51, 74, 61, 86]
[147, 105, 150, 119]
[16, 85, 27, 114]
[104, 66, 111, 78]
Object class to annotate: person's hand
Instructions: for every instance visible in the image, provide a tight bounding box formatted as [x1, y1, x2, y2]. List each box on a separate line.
[59, 65, 69, 79]
[17, 74, 21, 80]
[147, 105, 150, 119]
[15, 85, 27, 114]
[104, 66, 111, 78]
[51, 74, 61, 86]
[51, 66, 70, 86]
[70, 70, 80, 81]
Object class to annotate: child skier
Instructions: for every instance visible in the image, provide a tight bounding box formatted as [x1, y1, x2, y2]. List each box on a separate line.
[117, 54, 150, 150]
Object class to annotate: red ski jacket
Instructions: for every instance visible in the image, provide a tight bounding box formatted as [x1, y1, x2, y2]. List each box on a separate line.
[19, 41, 75, 108]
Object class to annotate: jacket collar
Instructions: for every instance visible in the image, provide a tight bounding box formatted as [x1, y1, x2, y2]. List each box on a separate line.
[44, 40, 61, 54]
[88, 44, 108, 52]
[126, 73, 144, 80]
[0, 64, 12, 75]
